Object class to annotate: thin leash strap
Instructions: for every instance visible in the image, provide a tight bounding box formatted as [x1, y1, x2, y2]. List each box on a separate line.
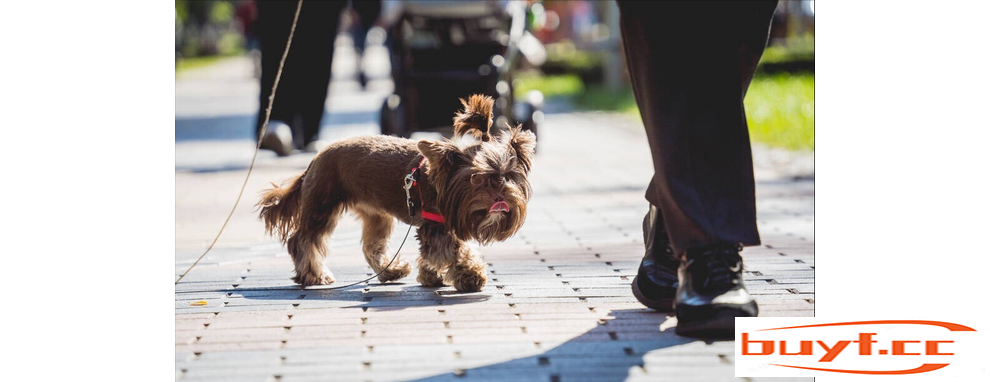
[175, 0, 302, 285]
[315, 223, 413, 290]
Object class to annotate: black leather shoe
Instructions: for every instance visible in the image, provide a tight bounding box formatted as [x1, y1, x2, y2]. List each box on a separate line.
[674, 243, 758, 338]
[631, 205, 680, 312]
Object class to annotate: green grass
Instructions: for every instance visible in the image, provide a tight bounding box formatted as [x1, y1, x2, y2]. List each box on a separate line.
[515, 73, 814, 151]
[175, 55, 230, 74]
[575, 85, 638, 114]
[513, 72, 636, 112]
[743, 73, 815, 151]
[513, 73, 584, 99]
[174, 53, 246, 76]
[759, 34, 815, 65]
[175, 32, 245, 76]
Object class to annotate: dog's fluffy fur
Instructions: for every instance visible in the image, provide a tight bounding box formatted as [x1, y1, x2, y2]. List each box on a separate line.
[258, 95, 535, 292]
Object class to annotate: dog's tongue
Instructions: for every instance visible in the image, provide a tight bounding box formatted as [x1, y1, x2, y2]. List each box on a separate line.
[489, 201, 510, 213]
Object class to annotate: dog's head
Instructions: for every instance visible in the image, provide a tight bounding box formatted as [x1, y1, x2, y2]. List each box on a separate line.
[418, 125, 536, 245]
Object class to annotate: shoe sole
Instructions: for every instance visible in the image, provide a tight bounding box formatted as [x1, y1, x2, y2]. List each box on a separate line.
[261, 124, 294, 157]
[631, 275, 675, 312]
[675, 305, 757, 339]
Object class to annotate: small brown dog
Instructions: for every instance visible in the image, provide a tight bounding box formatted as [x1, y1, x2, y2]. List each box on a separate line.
[258, 95, 535, 292]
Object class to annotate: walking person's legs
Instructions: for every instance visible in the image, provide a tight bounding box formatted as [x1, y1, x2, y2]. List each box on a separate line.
[256, 0, 299, 156]
[256, 0, 346, 155]
[617, 0, 778, 337]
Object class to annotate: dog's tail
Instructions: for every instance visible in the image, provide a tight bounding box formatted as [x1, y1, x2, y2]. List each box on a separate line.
[257, 172, 305, 242]
[453, 94, 494, 141]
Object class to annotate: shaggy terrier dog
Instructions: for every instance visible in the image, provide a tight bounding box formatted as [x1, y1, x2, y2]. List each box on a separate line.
[259, 95, 535, 292]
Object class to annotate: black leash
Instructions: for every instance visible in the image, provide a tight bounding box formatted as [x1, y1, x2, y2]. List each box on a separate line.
[314, 223, 414, 290]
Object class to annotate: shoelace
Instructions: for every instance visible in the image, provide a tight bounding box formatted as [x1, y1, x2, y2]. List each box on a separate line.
[690, 244, 744, 292]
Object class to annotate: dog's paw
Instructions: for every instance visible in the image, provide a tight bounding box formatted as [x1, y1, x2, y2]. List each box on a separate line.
[452, 267, 487, 292]
[377, 260, 412, 283]
[293, 271, 336, 286]
[417, 268, 444, 287]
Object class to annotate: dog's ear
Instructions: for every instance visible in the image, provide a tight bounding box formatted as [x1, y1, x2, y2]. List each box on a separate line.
[418, 140, 466, 169]
[452, 94, 494, 142]
[504, 126, 536, 173]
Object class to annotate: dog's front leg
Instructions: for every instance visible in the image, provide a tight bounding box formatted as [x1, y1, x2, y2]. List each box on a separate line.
[416, 224, 487, 292]
[415, 256, 444, 287]
[446, 244, 488, 292]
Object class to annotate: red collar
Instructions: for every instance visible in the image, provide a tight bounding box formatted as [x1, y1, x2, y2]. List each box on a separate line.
[421, 210, 445, 223]
[407, 157, 445, 223]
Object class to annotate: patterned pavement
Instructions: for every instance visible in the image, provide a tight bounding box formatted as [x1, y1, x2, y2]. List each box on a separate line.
[175, 58, 813, 382]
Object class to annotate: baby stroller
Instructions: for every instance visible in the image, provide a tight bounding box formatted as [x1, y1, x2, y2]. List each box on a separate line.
[380, 0, 544, 140]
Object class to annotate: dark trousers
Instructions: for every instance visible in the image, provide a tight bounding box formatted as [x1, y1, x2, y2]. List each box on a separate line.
[617, 1, 778, 255]
[256, 0, 346, 148]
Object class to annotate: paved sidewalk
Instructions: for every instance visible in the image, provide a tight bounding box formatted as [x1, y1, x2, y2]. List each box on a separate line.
[175, 58, 814, 382]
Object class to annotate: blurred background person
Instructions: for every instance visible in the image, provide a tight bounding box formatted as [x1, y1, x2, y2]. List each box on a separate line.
[348, 0, 382, 89]
[235, 0, 261, 79]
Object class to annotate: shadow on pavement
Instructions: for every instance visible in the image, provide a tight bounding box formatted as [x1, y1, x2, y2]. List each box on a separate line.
[175, 110, 378, 142]
[176, 114, 256, 142]
[400, 309, 699, 382]
[182, 281, 492, 310]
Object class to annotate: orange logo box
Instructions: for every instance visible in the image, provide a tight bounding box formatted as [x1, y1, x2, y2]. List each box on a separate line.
[735, 319, 983, 377]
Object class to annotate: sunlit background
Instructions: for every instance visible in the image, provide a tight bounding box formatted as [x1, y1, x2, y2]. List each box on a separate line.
[175, 0, 814, 151]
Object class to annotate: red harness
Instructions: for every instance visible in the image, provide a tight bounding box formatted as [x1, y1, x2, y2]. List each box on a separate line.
[405, 157, 445, 223]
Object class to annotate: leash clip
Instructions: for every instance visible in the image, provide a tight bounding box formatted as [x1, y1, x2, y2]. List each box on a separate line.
[404, 173, 416, 216]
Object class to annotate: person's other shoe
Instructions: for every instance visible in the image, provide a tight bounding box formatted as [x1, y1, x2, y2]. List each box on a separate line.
[674, 243, 758, 338]
[631, 205, 679, 311]
[261, 121, 294, 157]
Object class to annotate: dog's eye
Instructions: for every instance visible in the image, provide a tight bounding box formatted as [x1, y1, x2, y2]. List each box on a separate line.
[470, 174, 485, 186]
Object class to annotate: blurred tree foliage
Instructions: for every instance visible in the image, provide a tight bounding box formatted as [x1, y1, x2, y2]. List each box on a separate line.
[175, 0, 243, 59]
